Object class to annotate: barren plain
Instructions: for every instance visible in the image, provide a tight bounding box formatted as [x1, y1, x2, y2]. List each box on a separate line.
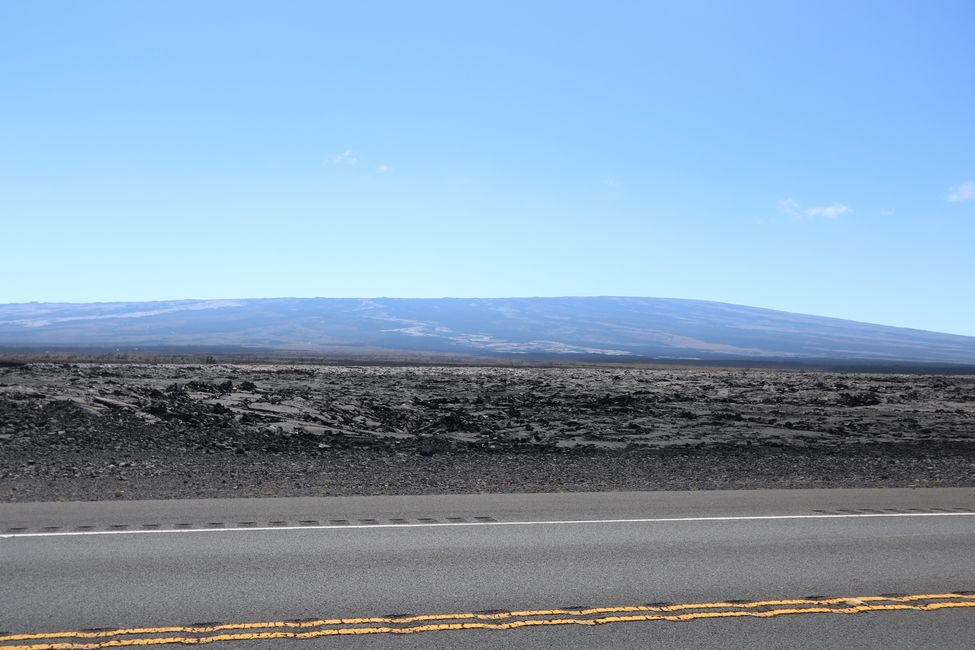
[1, 362, 973, 501]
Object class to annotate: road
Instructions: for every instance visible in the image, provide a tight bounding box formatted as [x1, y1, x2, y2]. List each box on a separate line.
[2, 488, 974, 648]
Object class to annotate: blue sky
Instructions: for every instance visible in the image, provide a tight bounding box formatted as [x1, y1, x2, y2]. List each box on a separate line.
[1, 1, 973, 335]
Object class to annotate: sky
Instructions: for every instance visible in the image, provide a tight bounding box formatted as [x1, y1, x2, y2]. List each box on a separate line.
[1, 1, 973, 335]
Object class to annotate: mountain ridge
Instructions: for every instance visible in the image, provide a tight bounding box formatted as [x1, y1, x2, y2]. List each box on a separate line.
[1, 296, 973, 364]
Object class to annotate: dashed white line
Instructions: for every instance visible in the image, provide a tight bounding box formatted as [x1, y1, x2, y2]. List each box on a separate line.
[2, 511, 974, 539]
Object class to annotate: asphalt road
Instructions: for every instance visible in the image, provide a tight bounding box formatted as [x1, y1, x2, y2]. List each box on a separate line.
[2, 488, 974, 649]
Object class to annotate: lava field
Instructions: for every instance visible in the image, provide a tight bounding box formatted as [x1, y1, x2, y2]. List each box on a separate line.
[1, 363, 973, 501]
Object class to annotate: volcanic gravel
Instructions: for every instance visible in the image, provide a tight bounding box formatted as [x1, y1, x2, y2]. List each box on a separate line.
[1, 363, 973, 501]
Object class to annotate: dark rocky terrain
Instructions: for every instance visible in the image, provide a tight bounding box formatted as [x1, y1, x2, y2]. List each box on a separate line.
[1, 363, 973, 501]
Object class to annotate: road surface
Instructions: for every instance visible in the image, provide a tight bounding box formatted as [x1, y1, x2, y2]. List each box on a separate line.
[2, 488, 974, 648]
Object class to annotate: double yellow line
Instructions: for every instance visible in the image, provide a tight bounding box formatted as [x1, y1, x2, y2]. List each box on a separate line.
[2, 593, 972, 648]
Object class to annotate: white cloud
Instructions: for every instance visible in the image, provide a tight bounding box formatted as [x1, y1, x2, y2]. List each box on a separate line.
[780, 198, 850, 219]
[880, 209, 895, 216]
[376, 164, 391, 173]
[605, 177, 622, 188]
[947, 180, 975, 202]
[804, 203, 850, 218]
[779, 198, 801, 216]
[330, 149, 358, 165]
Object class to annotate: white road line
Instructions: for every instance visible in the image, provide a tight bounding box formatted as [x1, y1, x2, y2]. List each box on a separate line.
[2, 511, 974, 539]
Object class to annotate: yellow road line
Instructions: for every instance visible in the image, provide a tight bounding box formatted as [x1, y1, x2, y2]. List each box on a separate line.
[0, 593, 966, 640]
[2, 594, 972, 649]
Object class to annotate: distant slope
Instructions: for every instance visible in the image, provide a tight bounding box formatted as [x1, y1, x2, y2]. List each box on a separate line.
[1, 297, 974, 364]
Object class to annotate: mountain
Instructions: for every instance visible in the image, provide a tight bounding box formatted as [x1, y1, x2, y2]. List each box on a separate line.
[1, 297, 974, 364]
